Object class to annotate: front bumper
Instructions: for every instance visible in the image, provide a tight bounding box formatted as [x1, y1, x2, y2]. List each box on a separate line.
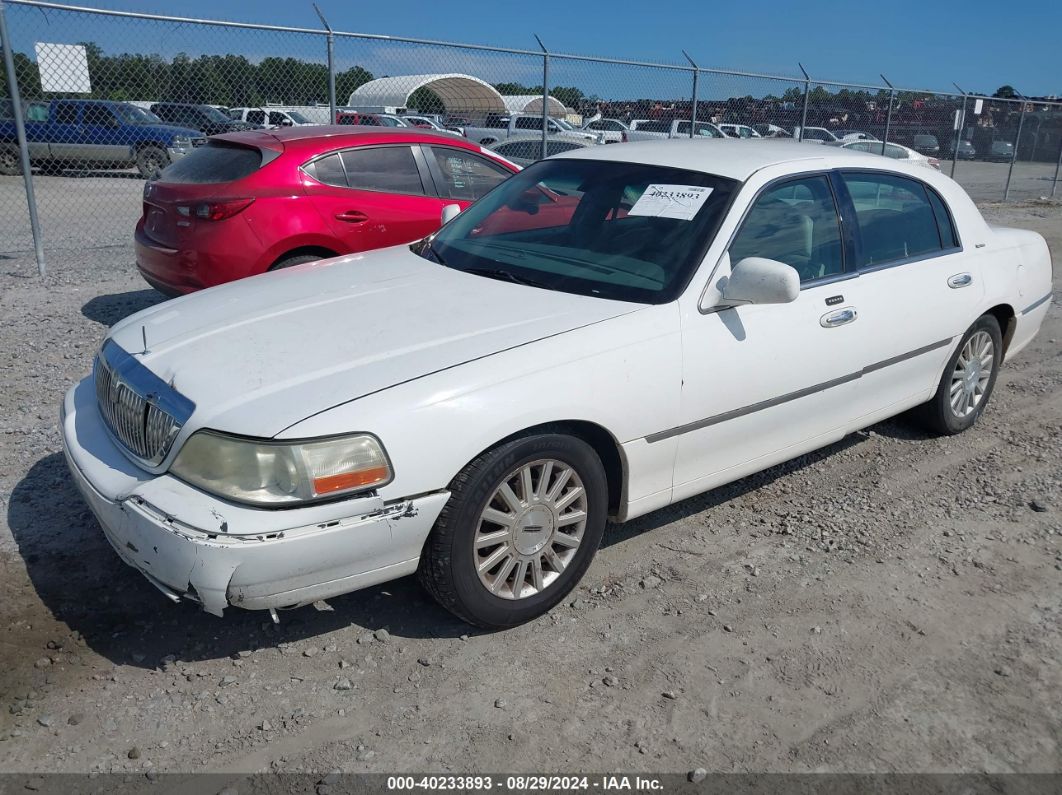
[60, 377, 449, 616]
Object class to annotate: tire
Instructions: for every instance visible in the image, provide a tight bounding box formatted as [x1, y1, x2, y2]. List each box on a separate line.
[418, 433, 608, 629]
[269, 253, 324, 271]
[916, 315, 1002, 435]
[0, 146, 20, 176]
[136, 145, 169, 180]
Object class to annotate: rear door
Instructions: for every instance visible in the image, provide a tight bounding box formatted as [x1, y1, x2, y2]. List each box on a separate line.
[836, 169, 986, 426]
[47, 101, 83, 160]
[304, 144, 451, 252]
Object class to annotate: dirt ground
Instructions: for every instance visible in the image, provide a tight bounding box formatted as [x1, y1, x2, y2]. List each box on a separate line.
[0, 202, 1059, 782]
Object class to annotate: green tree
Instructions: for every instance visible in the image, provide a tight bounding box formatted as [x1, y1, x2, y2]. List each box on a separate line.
[993, 85, 1017, 99]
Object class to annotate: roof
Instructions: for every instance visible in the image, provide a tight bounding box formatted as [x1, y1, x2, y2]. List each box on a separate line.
[500, 95, 568, 116]
[348, 74, 507, 115]
[554, 138, 926, 181]
[211, 125, 483, 150]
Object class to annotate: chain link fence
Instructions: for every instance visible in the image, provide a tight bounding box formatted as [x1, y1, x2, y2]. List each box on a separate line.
[2, 0, 1062, 272]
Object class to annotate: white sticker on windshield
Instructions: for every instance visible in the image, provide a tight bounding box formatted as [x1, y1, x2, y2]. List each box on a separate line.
[628, 184, 713, 221]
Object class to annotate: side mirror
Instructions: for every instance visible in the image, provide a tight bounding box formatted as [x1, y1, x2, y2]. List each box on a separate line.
[717, 257, 800, 307]
[440, 203, 462, 225]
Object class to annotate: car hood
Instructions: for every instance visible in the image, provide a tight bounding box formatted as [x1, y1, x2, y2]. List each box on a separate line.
[142, 123, 203, 139]
[108, 247, 642, 438]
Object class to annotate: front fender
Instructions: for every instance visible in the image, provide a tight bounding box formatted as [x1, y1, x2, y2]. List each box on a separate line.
[278, 304, 682, 513]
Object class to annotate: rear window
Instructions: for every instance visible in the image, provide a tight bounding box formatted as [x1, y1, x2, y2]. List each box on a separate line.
[160, 142, 263, 184]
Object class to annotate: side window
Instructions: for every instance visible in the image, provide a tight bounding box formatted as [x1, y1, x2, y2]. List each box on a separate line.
[54, 103, 79, 125]
[26, 103, 49, 122]
[925, 187, 960, 249]
[341, 146, 424, 194]
[306, 153, 347, 187]
[694, 123, 721, 138]
[546, 141, 582, 156]
[840, 172, 944, 267]
[514, 116, 542, 131]
[246, 110, 265, 126]
[429, 147, 510, 201]
[884, 144, 908, 160]
[268, 112, 288, 126]
[82, 105, 118, 126]
[729, 175, 843, 283]
[497, 141, 537, 160]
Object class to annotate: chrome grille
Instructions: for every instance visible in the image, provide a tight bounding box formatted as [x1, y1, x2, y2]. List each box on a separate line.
[94, 340, 195, 466]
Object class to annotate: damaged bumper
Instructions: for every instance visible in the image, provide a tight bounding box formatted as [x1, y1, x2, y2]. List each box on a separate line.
[60, 378, 449, 616]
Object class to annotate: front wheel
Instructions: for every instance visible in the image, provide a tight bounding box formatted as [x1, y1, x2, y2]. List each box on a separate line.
[136, 146, 169, 180]
[418, 434, 608, 629]
[917, 315, 1002, 435]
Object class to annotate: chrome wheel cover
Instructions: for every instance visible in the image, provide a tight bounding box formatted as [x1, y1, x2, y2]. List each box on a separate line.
[950, 330, 994, 417]
[474, 459, 587, 600]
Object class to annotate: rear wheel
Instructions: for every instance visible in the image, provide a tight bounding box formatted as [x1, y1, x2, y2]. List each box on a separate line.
[916, 315, 1002, 435]
[269, 253, 324, 271]
[136, 146, 169, 180]
[0, 146, 20, 176]
[418, 434, 608, 629]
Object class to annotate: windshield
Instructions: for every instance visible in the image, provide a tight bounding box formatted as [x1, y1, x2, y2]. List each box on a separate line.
[199, 105, 231, 123]
[113, 104, 161, 124]
[420, 159, 737, 304]
[287, 111, 311, 124]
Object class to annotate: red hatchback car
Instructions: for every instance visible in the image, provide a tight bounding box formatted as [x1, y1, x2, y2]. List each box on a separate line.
[135, 126, 519, 295]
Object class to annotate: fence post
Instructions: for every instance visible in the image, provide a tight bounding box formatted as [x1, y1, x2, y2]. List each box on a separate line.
[313, 4, 336, 122]
[683, 51, 698, 138]
[1003, 96, 1025, 201]
[535, 35, 549, 161]
[880, 75, 894, 144]
[950, 87, 967, 179]
[0, 0, 44, 276]
[798, 63, 810, 142]
[1051, 128, 1062, 199]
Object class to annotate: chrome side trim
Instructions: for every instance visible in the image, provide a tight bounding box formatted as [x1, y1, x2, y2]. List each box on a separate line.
[646, 337, 953, 444]
[1020, 292, 1052, 315]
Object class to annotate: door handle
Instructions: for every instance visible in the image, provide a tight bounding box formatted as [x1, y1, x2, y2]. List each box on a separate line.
[948, 272, 973, 289]
[820, 307, 858, 328]
[335, 210, 368, 223]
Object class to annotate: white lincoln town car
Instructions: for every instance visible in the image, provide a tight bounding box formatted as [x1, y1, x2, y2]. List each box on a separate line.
[61, 140, 1052, 628]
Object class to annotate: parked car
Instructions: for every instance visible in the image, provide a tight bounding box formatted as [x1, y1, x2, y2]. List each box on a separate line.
[228, 107, 314, 128]
[581, 117, 630, 143]
[791, 126, 839, 143]
[718, 123, 761, 139]
[910, 134, 940, 156]
[828, 139, 940, 170]
[488, 135, 594, 166]
[951, 139, 977, 160]
[150, 103, 258, 135]
[134, 126, 518, 296]
[752, 123, 792, 138]
[625, 119, 725, 141]
[0, 99, 204, 178]
[463, 113, 599, 146]
[402, 115, 464, 136]
[833, 129, 878, 142]
[65, 139, 1052, 628]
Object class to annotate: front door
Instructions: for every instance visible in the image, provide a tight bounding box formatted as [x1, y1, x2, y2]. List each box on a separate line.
[670, 174, 868, 502]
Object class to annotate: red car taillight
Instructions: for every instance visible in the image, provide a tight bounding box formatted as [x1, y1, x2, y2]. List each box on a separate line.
[928, 158, 941, 171]
[177, 198, 255, 221]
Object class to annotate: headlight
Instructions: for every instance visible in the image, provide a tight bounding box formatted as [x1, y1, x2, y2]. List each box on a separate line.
[172, 135, 191, 147]
[170, 431, 392, 507]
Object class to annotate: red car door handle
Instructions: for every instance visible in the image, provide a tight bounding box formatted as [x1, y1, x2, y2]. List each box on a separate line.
[335, 210, 368, 223]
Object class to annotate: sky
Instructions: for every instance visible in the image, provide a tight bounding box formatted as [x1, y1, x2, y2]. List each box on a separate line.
[6, 0, 1060, 97]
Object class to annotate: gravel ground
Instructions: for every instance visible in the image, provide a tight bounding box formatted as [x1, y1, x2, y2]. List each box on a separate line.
[0, 202, 1059, 783]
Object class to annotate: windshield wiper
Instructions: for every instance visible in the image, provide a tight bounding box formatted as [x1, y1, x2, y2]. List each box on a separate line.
[462, 267, 549, 289]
